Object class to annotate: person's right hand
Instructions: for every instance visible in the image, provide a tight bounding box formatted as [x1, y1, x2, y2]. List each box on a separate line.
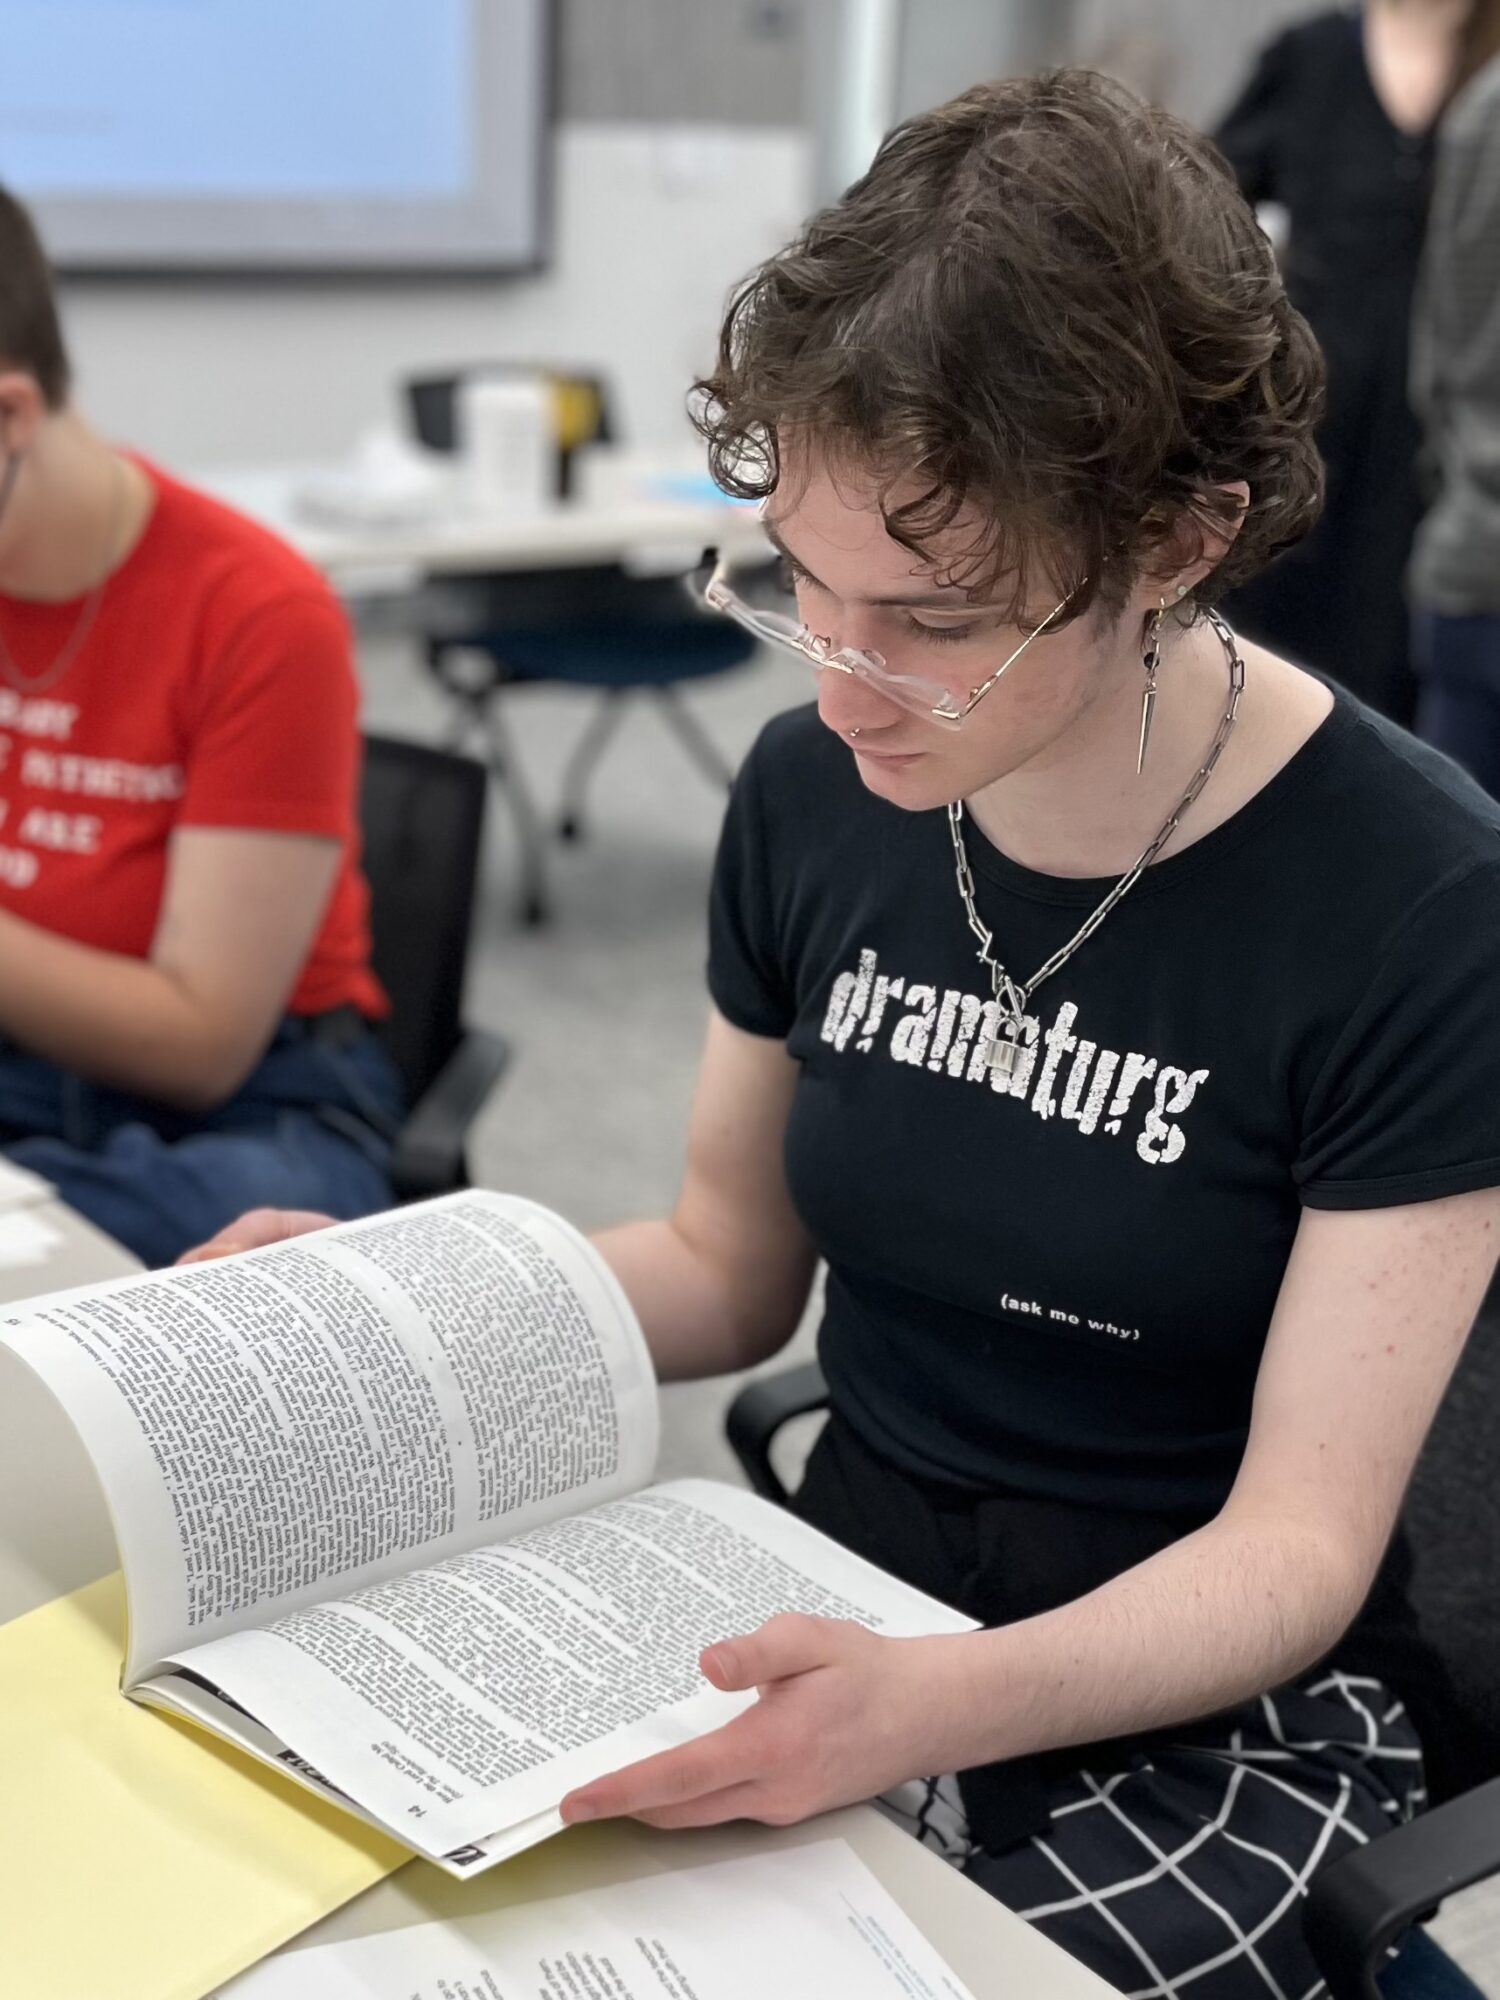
[177, 1208, 335, 1265]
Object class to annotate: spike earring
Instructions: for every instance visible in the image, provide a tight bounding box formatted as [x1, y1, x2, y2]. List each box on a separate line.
[1138, 600, 1167, 775]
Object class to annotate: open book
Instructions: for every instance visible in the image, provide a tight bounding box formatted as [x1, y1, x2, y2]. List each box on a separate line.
[0, 1192, 974, 1878]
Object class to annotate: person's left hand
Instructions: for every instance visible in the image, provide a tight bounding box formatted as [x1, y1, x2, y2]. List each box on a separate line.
[559, 1613, 961, 1831]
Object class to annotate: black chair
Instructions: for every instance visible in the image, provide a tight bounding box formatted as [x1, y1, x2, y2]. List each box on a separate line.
[403, 368, 757, 926]
[1306, 1300, 1500, 1998]
[725, 1360, 832, 1508]
[359, 734, 510, 1201]
[726, 1319, 1500, 2000]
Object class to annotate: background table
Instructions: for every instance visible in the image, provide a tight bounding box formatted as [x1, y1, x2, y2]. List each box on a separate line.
[195, 455, 771, 590]
[0, 1203, 1119, 2000]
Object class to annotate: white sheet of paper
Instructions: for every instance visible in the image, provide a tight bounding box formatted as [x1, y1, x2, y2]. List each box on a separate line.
[218, 1838, 978, 2000]
[0, 1210, 62, 1268]
[0, 1156, 52, 1212]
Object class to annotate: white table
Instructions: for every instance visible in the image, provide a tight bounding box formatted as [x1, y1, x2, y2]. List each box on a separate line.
[257, 1803, 1120, 2000]
[196, 451, 774, 926]
[0, 1206, 1119, 2000]
[196, 456, 770, 590]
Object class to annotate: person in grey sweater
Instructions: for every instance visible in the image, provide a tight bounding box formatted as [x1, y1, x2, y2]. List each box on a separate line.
[1411, 39, 1500, 793]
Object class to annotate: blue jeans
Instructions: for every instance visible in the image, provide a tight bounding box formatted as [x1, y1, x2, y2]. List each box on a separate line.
[0, 1016, 403, 1268]
[1412, 608, 1500, 802]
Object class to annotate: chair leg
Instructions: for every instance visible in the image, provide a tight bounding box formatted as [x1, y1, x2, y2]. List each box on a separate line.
[475, 697, 551, 927]
[556, 689, 630, 842]
[438, 678, 498, 768]
[442, 703, 479, 761]
[650, 685, 735, 792]
[425, 646, 551, 926]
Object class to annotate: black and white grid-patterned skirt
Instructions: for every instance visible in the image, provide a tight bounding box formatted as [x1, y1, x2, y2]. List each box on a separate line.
[884, 1672, 1429, 2000]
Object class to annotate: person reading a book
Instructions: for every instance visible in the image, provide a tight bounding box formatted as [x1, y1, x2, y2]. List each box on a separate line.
[187, 73, 1500, 1999]
[0, 186, 400, 1266]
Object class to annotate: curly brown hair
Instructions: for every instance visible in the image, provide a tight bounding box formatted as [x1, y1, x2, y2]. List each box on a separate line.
[692, 69, 1325, 624]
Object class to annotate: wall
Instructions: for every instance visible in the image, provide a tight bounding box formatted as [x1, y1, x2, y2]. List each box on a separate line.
[804, 0, 1318, 208]
[58, 124, 808, 468]
[893, 0, 1075, 123]
[54, 0, 809, 469]
[48, 0, 1319, 469]
[561, 0, 804, 122]
[885, 0, 1320, 130]
[1069, 0, 1319, 127]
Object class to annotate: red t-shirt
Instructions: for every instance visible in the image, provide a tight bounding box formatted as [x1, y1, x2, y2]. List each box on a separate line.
[0, 460, 386, 1019]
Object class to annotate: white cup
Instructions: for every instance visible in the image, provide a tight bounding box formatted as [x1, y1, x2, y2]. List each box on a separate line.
[457, 372, 553, 515]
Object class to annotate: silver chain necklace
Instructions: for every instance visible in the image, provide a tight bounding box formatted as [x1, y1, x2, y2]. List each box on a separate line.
[949, 607, 1246, 1083]
[0, 454, 129, 698]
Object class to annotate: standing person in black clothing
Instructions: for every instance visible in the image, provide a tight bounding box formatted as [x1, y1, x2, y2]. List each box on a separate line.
[1216, 1, 1475, 727]
[1410, 5, 1500, 790]
[187, 73, 1500, 2000]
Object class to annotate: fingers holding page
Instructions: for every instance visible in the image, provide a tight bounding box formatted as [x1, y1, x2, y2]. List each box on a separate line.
[176, 1207, 336, 1263]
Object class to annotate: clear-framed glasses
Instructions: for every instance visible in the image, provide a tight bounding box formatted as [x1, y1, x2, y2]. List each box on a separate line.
[696, 549, 1077, 729]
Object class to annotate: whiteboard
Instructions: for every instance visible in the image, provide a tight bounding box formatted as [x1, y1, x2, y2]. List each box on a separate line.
[0, 0, 549, 274]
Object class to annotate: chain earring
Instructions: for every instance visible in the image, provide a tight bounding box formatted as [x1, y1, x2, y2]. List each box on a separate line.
[1137, 599, 1167, 775]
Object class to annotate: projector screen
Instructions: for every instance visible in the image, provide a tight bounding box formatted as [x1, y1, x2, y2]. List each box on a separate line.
[0, 0, 549, 274]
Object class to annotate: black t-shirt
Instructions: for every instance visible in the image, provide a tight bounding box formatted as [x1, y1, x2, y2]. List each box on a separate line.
[709, 696, 1500, 1520]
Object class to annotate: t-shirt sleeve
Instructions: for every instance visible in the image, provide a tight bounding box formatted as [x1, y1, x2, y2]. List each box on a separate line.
[1296, 863, 1500, 1208]
[177, 589, 359, 838]
[706, 738, 796, 1039]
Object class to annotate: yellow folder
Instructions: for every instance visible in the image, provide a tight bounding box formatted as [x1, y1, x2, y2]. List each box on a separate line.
[0, 1574, 408, 2000]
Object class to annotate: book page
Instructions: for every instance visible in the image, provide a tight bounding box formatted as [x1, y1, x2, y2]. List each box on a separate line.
[0, 1192, 658, 1680]
[135, 1671, 514, 1880]
[134, 1670, 556, 1879]
[149, 1480, 976, 1867]
[217, 1839, 979, 2000]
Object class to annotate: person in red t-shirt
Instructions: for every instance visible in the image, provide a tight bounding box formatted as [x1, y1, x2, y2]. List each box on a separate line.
[0, 187, 401, 1264]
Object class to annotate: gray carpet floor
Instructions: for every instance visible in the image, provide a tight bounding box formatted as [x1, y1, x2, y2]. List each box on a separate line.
[357, 632, 1497, 1993]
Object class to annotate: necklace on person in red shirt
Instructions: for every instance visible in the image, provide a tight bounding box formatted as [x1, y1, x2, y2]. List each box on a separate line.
[0, 452, 129, 697]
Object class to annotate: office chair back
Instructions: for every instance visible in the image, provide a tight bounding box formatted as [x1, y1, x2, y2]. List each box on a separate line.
[359, 735, 488, 1107]
[1400, 1298, 1500, 1803]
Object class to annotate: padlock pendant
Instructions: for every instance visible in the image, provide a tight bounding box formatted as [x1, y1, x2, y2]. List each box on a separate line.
[990, 1024, 1022, 1080]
